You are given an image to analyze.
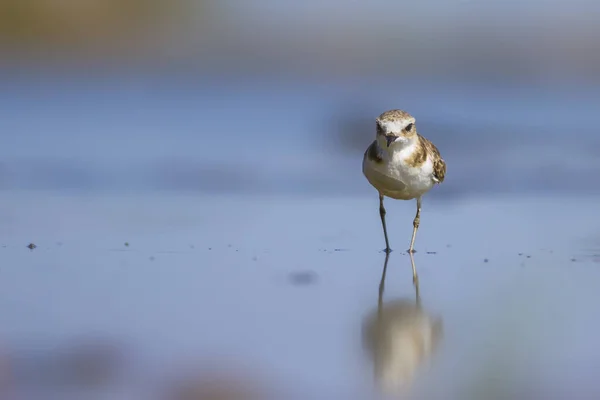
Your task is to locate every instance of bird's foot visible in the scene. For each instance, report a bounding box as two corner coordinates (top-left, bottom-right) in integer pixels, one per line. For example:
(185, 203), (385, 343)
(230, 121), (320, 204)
(407, 248), (417, 254)
(383, 247), (393, 254)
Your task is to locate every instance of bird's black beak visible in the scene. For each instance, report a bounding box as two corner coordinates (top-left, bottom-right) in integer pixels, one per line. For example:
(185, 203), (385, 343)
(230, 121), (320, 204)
(385, 135), (396, 147)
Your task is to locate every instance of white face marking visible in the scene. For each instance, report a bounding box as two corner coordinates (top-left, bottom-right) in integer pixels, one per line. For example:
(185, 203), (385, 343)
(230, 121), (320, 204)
(377, 119), (414, 135)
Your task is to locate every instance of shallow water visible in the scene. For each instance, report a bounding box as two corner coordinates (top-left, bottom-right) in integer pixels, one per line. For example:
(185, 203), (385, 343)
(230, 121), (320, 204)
(1, 70), (599, 398)
(1, 191), (599, 399)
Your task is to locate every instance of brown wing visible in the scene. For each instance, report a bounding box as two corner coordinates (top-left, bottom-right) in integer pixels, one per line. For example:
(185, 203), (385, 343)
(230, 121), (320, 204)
(433, 156), (446, 183)
(418, 134), (446, 184)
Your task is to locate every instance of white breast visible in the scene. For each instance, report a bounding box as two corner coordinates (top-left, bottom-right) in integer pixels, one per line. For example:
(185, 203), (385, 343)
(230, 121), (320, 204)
(363, 143), (435, 200)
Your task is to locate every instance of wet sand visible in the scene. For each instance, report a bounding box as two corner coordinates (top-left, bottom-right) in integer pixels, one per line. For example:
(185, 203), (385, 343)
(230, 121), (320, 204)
(1, 191), (599, 399)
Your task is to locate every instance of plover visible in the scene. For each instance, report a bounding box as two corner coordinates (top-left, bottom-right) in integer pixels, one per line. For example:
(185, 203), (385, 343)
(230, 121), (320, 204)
(362, 110), (446, 255)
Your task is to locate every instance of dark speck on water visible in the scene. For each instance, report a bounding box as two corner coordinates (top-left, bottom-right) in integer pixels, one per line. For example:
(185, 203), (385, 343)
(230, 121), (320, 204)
(27, 243), (36, 250)
(124, 242), (129, 247)
(426, 251), (437, 255)
(484, 258), (489, 263)
(289, 271), (317, 286)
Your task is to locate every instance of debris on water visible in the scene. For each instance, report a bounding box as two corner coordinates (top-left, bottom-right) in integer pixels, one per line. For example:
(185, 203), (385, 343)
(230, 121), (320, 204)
(252, 256), (258, 262)
(208, 247), (212, 250)
(518, 253), (523, 256)
(149, 256), (155, 261)
(124, 242), (129, 247)
(289, 270), (317, 286)
(426, 251), (437, 255)
(483, 258), (489, 263)
(319, 248), (345, 253)
(27, 243), (37, 250)
(571, 258), (577, 262)
(526, 255), (531, 259)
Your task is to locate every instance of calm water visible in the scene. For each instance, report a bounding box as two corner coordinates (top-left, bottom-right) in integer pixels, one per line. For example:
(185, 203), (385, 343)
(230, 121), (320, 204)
(0, 74), (599, 399)
(1, 192), (599, 399)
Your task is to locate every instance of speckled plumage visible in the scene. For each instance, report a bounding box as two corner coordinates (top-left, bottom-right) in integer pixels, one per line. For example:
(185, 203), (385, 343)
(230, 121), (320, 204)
(364, 134), (445, 183)
(377, 109), (414, 123)
(408, 134), (446, 183)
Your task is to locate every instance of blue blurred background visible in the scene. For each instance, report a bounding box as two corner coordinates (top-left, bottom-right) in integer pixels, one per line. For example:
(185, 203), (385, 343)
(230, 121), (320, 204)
(1, 1), (600, 399)
(1, 0), (599, 198)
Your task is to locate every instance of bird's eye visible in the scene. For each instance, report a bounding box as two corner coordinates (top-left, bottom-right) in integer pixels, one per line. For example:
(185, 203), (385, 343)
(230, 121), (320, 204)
(405, 123), (414, 131)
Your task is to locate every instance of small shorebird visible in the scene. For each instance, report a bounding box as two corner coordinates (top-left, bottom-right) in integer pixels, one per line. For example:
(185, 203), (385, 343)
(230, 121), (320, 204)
(362, 109), (446, 255)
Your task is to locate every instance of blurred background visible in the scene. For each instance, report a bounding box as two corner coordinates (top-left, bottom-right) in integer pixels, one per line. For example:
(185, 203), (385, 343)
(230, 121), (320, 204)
(1, 0), (599, 197)
(1, 1), (600, 399)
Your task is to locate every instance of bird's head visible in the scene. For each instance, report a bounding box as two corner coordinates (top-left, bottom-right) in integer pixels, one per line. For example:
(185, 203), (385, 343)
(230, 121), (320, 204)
(375, 110), (417, 148)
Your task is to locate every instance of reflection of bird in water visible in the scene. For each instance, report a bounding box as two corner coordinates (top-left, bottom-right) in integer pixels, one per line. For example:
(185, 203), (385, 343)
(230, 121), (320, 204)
(362, 253), (443, 395)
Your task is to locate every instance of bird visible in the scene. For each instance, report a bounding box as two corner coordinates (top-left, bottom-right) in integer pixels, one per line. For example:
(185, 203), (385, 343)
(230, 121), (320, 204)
(362, 109), (446, 255)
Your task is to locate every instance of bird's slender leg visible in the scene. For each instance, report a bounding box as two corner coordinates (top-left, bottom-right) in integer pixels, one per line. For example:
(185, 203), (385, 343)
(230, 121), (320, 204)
(409, 250), (420, 288)
(408, 196), (422, 254)
(378, 194), (391, 253)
